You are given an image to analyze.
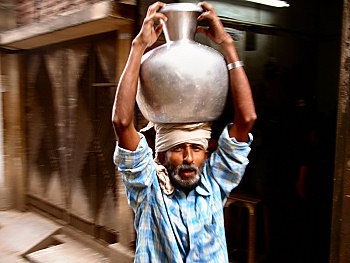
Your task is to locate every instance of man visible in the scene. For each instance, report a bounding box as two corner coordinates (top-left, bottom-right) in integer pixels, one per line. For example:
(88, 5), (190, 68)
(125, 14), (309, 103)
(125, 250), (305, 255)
(112, 1), (256, 262)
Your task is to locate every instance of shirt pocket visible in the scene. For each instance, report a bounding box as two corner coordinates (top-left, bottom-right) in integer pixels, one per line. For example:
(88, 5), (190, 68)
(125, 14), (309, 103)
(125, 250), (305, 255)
(196, 199), (222, 260)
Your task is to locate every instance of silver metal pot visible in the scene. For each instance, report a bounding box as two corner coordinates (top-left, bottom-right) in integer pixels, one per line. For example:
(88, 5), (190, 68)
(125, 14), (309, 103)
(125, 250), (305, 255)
(137, 3), (229, 123)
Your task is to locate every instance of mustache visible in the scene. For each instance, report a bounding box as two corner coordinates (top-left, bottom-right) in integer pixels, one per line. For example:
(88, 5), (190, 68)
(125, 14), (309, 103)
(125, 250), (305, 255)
(176, 163), (199, 173)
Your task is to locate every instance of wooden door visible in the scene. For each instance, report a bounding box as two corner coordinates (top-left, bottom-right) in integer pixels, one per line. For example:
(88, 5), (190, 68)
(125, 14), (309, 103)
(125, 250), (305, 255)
(25, 32), (118, 243)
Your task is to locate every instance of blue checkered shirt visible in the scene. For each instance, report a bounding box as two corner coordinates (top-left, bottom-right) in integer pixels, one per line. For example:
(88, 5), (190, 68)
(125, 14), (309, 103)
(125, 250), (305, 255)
(114, 124), (252, 263)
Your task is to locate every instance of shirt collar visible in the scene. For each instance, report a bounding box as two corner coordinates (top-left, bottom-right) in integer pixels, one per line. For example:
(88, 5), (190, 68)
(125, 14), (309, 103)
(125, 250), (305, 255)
(166, 164), (212, 197)
(169, 175), (212, 198)
(195, 173), (212, 197)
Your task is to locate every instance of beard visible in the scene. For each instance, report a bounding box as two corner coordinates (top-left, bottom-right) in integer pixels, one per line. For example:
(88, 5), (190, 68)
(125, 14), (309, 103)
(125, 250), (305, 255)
(165, 161), (204, 193)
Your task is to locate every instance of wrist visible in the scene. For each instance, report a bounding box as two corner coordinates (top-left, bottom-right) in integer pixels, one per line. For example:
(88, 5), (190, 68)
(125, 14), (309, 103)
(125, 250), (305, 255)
(219, 35), (235, 51)
(220, 37), (239, 63)
(219, 33), (234, 46)
(132, 37), (148, 53)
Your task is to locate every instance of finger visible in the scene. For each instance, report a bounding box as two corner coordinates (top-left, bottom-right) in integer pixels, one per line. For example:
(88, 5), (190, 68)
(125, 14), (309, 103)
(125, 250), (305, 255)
(147, 2), (165, 16)
(197, 11), (213, 21)
(143, 12), (167, 30)
(198, 2), (215, 12)
(148, 2), (163, 13)
(150, 12), (168, 23)
(155, 23), (164, 37)
(196, 27), (209, 36)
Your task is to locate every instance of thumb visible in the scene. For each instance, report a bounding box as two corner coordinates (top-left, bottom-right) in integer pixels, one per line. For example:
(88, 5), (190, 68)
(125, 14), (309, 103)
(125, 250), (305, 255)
(196, 27), (208, 36)
(155, 23), (164, 37)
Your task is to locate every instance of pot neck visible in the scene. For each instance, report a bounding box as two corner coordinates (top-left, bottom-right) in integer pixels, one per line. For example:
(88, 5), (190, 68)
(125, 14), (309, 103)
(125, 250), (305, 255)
(160, 5), (202, 42)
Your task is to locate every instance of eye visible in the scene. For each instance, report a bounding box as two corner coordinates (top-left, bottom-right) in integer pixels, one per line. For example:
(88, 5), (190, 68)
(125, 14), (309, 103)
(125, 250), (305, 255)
(171, 146), (183, 152)
(191, 144), (204, 151)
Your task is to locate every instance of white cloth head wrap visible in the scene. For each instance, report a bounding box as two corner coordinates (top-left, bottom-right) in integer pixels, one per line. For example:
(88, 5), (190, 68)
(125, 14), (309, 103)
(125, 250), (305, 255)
(154, 122), (212, 153)
(140, 122), (211, 195)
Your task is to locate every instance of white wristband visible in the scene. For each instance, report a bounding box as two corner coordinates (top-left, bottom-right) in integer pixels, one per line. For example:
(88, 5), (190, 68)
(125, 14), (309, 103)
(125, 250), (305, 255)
(227, 61), (244, 70)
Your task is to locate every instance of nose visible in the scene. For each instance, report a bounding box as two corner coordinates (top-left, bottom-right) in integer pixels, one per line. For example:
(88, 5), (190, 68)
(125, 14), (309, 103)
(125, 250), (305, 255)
(183, 145), (193, 164)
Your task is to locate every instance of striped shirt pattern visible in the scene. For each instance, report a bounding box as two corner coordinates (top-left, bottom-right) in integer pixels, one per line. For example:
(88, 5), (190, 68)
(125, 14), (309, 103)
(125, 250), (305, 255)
(114, 125), (252, 263)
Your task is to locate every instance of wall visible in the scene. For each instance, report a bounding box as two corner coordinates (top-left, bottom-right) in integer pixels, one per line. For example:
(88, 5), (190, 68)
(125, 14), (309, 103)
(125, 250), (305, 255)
(0, 0), (16, 31)
(0, 56), (5, 209)
(0, 0), (17, 210)
(331, 0), (350, 261)
(1, 2), (137, 260)
(15, 0), (136, 27)
(180, 1), (341, 262)
(16, 0), (105, 26)
(0, 52), (26, 211)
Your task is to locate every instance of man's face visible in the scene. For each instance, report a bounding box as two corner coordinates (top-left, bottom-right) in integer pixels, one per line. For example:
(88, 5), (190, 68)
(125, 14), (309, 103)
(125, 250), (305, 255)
(164, 143), (208, 193)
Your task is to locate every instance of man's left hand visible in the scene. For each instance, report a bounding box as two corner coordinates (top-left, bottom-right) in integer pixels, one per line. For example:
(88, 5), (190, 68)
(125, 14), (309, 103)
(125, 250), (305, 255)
(196, 2), (231, 45)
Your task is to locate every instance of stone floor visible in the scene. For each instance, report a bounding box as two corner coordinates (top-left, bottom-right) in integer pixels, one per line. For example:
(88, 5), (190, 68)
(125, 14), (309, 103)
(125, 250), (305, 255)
(0, 210), (111, 263)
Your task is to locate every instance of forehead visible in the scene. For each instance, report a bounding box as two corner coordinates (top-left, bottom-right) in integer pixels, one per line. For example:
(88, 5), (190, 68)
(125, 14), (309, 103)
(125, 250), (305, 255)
(169, 142), (204, 149)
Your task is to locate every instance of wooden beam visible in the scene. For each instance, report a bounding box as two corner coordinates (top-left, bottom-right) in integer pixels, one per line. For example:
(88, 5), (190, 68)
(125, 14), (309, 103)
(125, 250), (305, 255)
(0, 1), (135, 50)
(1, 52), (26, 210)
(330, 0), (350, 262)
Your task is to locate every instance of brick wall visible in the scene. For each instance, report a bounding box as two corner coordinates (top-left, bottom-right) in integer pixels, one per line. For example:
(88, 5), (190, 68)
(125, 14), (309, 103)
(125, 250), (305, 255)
(0, 0), (16, 31)
(16, 0), (104, 27)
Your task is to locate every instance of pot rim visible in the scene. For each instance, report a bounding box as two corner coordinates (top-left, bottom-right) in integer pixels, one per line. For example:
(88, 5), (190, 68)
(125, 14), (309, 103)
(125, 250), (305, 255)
(160, 3), (203, 13)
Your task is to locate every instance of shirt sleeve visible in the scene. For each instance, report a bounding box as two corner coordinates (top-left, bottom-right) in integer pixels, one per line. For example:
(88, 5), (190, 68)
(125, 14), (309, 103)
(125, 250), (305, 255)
(206, 123), (253, 198)
(113, 133), (156, 210)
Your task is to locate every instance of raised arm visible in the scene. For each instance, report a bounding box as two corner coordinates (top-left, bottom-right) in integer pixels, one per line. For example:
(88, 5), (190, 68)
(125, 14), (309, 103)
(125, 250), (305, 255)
(112, 2), (167, 150)
(197, 2), (257, 142)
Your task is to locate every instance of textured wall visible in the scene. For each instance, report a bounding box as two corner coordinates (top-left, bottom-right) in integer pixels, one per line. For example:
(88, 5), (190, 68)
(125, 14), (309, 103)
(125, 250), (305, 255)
(331, 0), (350, 262)
(1, 52), (26, 211)
(0, 0), (16, 31)
(0, 54), (8, 210)
(16, 0), (105, 26)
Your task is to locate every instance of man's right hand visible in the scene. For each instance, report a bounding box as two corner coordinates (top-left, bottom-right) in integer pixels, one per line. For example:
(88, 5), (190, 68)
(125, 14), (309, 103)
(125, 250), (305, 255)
(112, 2), (168, 151)
(134, 2), (168, 51)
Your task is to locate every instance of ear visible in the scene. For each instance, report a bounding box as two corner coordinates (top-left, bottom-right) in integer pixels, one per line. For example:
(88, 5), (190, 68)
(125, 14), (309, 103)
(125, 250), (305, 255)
(157, 152), (166, 165)
(204, 150), (209, 160)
